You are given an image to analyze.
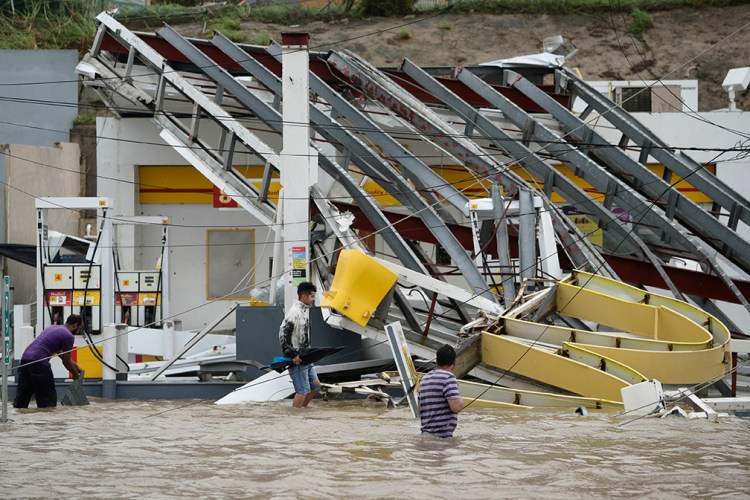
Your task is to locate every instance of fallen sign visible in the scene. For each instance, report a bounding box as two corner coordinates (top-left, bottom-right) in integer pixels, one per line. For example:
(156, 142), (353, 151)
(61, 372), (89, 406)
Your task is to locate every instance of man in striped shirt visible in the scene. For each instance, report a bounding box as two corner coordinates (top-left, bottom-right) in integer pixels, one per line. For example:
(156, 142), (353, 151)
(418, 344), (464, 438)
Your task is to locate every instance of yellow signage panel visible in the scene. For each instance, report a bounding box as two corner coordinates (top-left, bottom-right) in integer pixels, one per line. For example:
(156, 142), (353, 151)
(139, 166), (281, 205)
(72, 290), (100, 306)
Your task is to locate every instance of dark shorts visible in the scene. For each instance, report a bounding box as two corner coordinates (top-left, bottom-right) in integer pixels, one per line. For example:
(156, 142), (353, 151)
(13, 361), (58, 408)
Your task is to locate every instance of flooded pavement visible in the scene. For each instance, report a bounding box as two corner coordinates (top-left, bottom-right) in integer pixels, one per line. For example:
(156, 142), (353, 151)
(1, 398), (749, 498)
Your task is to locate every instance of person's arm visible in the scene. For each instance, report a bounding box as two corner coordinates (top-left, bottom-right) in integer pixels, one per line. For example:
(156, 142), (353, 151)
(59, 352), (83, 380)
(445, 375), (463, 413)
(279, 318), (300, 363)
(448, 397), (464, 413)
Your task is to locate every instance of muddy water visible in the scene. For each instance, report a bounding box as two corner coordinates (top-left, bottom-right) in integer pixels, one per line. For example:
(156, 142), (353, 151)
(1, 399), (749, 498)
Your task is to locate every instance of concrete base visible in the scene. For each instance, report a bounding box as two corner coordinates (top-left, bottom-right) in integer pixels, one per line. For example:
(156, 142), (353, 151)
(6, 379), (246, 402)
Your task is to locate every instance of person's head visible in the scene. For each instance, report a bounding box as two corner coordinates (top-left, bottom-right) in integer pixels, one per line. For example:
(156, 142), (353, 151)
(436, 344), (456, 369)
(297, 282), (317, 306)
(65, 314), (83, 334)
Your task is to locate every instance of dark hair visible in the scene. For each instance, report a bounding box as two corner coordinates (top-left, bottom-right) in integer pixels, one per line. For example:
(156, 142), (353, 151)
(436, 344), (456, 367)
(297, 281), (316, 297)
(65, 314), (83, 327)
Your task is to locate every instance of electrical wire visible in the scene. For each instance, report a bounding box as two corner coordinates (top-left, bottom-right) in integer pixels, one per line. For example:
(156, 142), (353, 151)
(7, 0), (750, 416)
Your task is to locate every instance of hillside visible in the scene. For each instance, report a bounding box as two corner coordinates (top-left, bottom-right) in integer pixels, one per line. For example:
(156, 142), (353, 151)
(166, 4), (750, 112)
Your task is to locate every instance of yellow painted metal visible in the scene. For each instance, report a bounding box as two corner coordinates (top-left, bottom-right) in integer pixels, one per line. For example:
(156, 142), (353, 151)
(572, 343), (727, 384)
(561, 342), (647, 385)
(557, 282), (712, 343)
(138, 165), (280, 204)
(459, 379), (622, 409)
(481, 332), (631, 401)
(477, 268), (730, 405)
(320, 250), (398, 327)
(73, 346), (103, 378)
(465, 399), (532, 410)
(555, 271), (731, 385)
(572, 271), (730, 345)
(504, 316), (707, 352)
(557, 283), (657, 337)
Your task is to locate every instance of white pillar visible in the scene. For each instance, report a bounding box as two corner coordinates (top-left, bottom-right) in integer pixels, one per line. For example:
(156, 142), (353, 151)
(162, 320), (175, 361)
(280, 32), (314, 311)
(115, 323), (128, 380)
(102, 323), (116, 398)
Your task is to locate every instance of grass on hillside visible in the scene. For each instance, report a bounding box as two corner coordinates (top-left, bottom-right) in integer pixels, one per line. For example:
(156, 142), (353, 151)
(0, 0), (744, 51)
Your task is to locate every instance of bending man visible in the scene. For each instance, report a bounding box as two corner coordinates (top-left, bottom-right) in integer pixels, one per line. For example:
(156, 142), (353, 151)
(14, 314), (84, 408)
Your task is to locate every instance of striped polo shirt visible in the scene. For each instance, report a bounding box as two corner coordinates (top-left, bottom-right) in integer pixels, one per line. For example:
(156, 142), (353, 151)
(418, 368), (460, 438)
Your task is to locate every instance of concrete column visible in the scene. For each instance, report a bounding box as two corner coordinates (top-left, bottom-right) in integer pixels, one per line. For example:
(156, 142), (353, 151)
(162, 320), (175, 361)
(102, 323), (117, 399)
(280, 32), (313, 311)
(115, 324), (128, 381)
(14, 326), (34, 362)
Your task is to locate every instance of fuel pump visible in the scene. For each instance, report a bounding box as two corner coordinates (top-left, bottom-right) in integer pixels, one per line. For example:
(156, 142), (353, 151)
(35, 197), (114, 378)
(113, 218), (169, 329)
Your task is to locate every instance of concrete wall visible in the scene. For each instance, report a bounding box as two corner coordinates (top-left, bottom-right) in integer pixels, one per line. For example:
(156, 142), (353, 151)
(4, 143), (83, 303)
(0, 50), (79, 147)
(97, 117), (276, 331)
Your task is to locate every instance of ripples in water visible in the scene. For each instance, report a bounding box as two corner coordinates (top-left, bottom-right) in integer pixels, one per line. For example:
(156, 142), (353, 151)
(2, 399), (749, 498)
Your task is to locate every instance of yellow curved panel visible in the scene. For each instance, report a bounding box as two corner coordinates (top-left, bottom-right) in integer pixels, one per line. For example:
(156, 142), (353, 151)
(561, 342), (646, 385)
(459, 379), (622, 409)
(572, 271), (731, 346)
(320, 250), (398, 327)
(557, 283), (657, 337)
(573, 343), (729, 385)
(504, 316), (707, 352)
(481, 332), (630, 402)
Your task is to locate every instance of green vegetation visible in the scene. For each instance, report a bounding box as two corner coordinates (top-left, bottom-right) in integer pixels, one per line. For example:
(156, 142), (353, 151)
(254, 32), (271, 46)
(629, 8), (653, 38)
(448, 0), (745, 15)
(73, 112), (96, 124)
(361, 0), (414, 16)
(0, 0), (97, 51)
(209, 13), (247, 43)
(394, 28), (411, 41)
(0, 0), (745, 51)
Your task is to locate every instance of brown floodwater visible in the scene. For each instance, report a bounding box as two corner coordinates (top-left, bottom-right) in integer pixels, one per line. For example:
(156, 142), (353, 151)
(1, 398), (749, 498)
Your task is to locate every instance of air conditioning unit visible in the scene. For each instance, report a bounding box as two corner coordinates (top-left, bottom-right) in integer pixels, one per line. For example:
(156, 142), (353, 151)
(614, 85), (683, 112)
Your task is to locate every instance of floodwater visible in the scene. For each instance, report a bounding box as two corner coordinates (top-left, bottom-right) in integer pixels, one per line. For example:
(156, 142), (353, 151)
(1, 398), (749, 499)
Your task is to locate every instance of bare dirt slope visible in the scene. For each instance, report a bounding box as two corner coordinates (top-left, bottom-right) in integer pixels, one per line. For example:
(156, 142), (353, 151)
(175, 5), (750, 111)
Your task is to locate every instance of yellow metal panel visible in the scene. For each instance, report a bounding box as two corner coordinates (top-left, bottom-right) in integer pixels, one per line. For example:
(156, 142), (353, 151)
(459, 379), (622, 409)
(505, 316), (706, 352)
(562, 342), (646, 384)
(139, 165), (278, 204)
(576, 343), (729, 385)
(139, 166), (213, 204)
(465, 399), (532, 410)
(361, 179), (401, 207)
(320, 250), (398, 327)
(656, 307), (710, 343)
(481, 332), (630, 401)
(573, 270), (730, 345)
(73, 345), (103, 378)
(516, 164), (715, 203)
(556, 283), (656, 337)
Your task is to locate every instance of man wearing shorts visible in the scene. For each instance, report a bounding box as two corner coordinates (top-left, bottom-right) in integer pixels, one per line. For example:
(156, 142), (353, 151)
(279, 282), (320, 408)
